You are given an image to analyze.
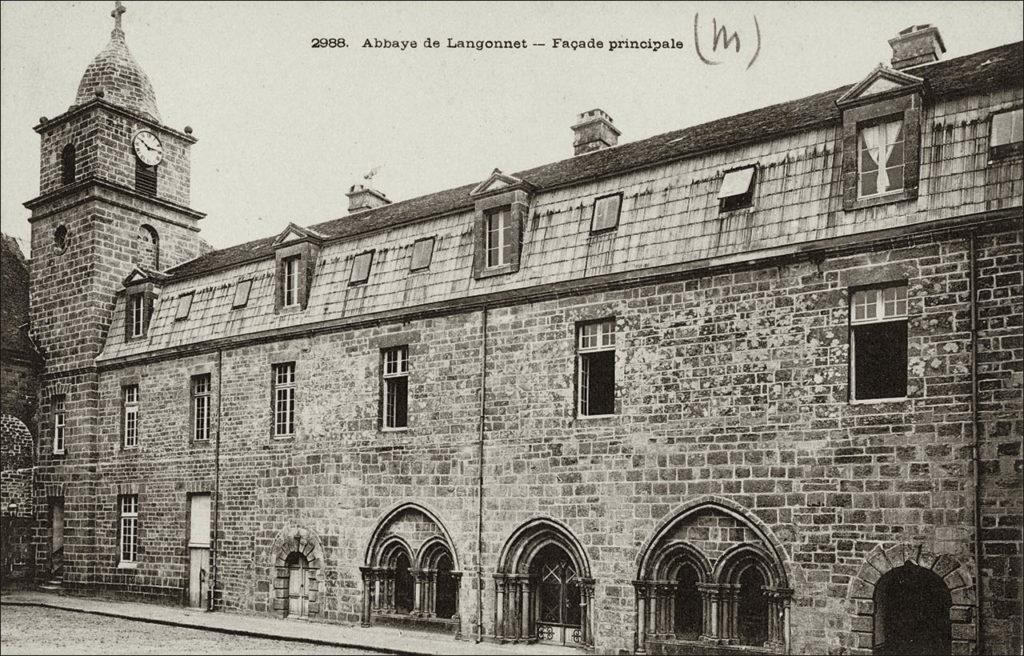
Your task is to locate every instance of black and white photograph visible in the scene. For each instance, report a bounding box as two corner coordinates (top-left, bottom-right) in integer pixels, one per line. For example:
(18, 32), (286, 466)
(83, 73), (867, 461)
(0, 1), (1022, 654)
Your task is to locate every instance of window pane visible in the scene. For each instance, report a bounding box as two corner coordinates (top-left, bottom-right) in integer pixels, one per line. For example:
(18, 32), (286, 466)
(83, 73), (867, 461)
(885, 165), (904, 192)
(991, 109), (1023, 146)
(385, 377), (409, 428)
(580, 350), (615, 415)
(351, 252), (373, 284)
(853, 322), (908, 399)
(860, 171), (878, 197)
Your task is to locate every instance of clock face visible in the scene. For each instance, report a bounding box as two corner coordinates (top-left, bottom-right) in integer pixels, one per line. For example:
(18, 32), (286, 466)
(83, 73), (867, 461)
(132, 130), (164, 166)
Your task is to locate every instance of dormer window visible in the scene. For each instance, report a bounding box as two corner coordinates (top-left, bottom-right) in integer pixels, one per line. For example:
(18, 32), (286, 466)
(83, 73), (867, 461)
(591, 193), (622, 232)
(282, 256), (301, 307)
(858, 119), (904, 197)
(718, 166), (757, 212)
(470, 169), (530, 279)
(486, 207), (514, 268)
(128, 293), (146, 338)
(350, 251), (374, 285)
(990, 108), (1023, 159)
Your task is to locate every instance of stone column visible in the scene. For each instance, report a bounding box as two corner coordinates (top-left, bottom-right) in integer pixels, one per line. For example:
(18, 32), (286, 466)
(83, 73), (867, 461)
(581, 577), (596, 650)
(722, 584), (741, 643)
(633, 581), (648, 654)
(494, 574), (507, 642)
(697, 582), (723, 643)
(520, 577), (532, 641)
(451, 572), (463, 640)
(359, 566), (373, 626)
(412, 569), (423, 616)
(763, 586), (793, 650)
(384, 570), (395, 613)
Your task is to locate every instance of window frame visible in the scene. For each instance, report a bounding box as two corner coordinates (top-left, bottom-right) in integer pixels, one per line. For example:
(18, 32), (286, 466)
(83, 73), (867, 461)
(174, 292), (194, 321)
(272, 362), (296, 438)
(718, 165), (758, 213)
(350, 250), (375, 286)
(849, 283), (909, 403)
(282, 256), (301, 307)
(485, 206), (514, 269)
(576, 318), (617, 418)
(989, 107), (1024, 160)
(856, 117), (906, 199)
(191, 374), (212, 442)
(590, 192), (623, 233)
(122, 384), (140, 449)
(381, 346), (409, 430)
(52, 395), (66, 455)
(119, 494), (139, 565)
(128, 293), (145, 339)
(232, 278), (253, 309)
(410, 237), (436, 272)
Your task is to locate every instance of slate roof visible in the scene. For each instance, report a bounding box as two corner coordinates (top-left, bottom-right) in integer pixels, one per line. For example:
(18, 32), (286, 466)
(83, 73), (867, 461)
(167, 41), (1023, 282)
(75, 27), (161, 122)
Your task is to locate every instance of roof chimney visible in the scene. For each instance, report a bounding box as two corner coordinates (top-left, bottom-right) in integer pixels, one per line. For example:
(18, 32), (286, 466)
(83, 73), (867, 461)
(572, 109), (621, 156)
(346, 184), (391, 213)
(888, 25), (946, 70)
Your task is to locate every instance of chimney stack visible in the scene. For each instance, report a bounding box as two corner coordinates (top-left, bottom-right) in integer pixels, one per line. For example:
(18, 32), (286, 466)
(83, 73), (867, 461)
(572, 109), (621, 156)
(346, 184), (391, 213)
(888, 25), (945, 70)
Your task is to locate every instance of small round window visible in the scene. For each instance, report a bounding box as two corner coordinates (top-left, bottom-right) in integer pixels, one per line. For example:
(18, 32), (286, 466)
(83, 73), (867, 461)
(54, 225), (68, 254)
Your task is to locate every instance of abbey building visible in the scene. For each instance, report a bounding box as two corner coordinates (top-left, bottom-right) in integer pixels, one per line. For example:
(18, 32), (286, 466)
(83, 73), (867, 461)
(3, 5), (1022, 655)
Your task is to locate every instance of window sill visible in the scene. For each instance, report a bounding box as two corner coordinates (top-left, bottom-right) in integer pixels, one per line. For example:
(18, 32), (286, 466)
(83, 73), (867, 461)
(381, 427), (409, 433)
(121, 446), (140, 452)
(272, 434), (296, 440)
(576, 413), (617, 421)
(277, 304), (304, 316)
(117, 561), (139, 570)
(474, 263), (518, 280)
(52, 450), (65, 457)
(850, 396), (908, 405)
(846, 187), (916, 211)
(989, 142), (1023, 161)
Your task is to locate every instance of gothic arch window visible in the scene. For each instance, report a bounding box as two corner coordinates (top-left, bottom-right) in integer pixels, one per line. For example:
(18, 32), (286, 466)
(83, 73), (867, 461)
(360, 503), (462, 633)
(61, 144), (76, 185)
(137, 224), (159, 270)
(494, 518), (595, 648)
(635, 500), (792, 654)
(873, 563), (951, 655)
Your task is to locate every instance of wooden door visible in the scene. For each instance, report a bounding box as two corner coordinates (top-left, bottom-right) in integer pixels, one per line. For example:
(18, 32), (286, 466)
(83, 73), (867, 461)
(287, 554), (309, 618)
(188, 547), (209, 607)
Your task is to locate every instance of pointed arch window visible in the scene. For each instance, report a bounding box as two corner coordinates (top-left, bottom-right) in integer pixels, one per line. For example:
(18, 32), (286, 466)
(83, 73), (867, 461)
(61, 144), (77, 185)
(137, 225), (159, 270)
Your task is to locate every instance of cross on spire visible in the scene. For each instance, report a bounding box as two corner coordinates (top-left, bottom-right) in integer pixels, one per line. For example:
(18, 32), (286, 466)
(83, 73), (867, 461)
(111, 1), (126, 32)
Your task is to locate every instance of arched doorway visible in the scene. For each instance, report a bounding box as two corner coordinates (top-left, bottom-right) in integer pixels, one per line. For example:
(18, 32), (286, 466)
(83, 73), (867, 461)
(874, 563), (951, 655)
(286, 552), (309, 619)
(494, 518), (595, 648)
(532, 543), (582, 645)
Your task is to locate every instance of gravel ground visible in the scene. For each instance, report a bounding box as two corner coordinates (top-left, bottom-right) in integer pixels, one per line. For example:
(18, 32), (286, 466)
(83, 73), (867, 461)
(0, 605), (384, 655)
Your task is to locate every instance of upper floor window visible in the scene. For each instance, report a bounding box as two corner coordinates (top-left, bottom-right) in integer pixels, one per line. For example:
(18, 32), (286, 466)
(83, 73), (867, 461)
(410, 237), (435, 272)
(350, 251), (374, 285)
(128, 294), (146, 339)
(119, 495), (139, 563)
(850, 284), (908, 401)
(718, 166), (757, 212)
(272, 362), (296, 437)
(137, 225), (159, 270)
(382, 346), (409, 429)
(282, 256), (301, 307)
(486, 207), (514, 268)
(61, 144), (76, 185)
(990, 108), (1023, 159)
(53, 225), (68, 254)
(52, 395), (66, 454)
(191, 374), (211, 442)
(591, 193), (622, 232)
(858, 119), (905, 198)
(123, 385), (140, 448)
(577, 319), (616, 416)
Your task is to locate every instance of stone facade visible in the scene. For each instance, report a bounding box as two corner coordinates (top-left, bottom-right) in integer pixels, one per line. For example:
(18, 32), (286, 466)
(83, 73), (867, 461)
(18, 9), (1023, 656)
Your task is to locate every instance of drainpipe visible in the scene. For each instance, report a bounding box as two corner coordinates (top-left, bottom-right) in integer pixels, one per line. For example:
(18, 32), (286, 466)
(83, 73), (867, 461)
(209, 347), (223, 611)
(969, 231), (984, 653)
(475, 307), (488, 642)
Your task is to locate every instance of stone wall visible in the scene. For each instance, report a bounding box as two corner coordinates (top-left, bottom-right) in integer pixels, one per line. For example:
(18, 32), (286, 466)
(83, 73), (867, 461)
(53, 221), (1023, 654)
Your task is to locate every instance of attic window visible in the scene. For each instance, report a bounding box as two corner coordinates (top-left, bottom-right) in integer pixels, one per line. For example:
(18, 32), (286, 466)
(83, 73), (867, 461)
(410, 237), (435, 272)
(174, 292), (194, 321)
(350, 251), (374, 285)
(232, 278), (253, 308)
(858, 119), (905, 197)
(718, 166), (757, 212)
(591, 193), (622, 232)
(990, 108), (1023, 159)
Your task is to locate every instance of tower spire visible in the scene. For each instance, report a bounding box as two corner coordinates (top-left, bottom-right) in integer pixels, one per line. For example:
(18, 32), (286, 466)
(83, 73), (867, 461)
(111, 1), (126, 36)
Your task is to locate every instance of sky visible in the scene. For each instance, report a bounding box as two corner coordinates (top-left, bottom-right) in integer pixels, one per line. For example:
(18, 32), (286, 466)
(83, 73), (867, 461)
(1, 1), (1022, 257)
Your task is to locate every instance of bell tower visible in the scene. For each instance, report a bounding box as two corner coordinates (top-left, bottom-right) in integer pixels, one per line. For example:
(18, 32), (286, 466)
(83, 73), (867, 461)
(26, 0), (206, 373)
(24, 2), (207, 588)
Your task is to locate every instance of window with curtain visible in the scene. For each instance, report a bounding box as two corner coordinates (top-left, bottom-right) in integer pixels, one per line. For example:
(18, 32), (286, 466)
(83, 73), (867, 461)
(858, 119), (904, 197)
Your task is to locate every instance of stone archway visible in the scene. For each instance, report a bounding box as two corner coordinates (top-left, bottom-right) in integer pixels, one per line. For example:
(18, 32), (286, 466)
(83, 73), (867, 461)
(270, 526), (325, 619)
(848, 543), (974, 655)
(494, 517), (595, 649)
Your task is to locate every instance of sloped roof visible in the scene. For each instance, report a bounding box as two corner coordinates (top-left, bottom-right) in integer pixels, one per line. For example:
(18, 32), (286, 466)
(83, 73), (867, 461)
(75, 27), (161, 122)
(167, 40), (1023, 282)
